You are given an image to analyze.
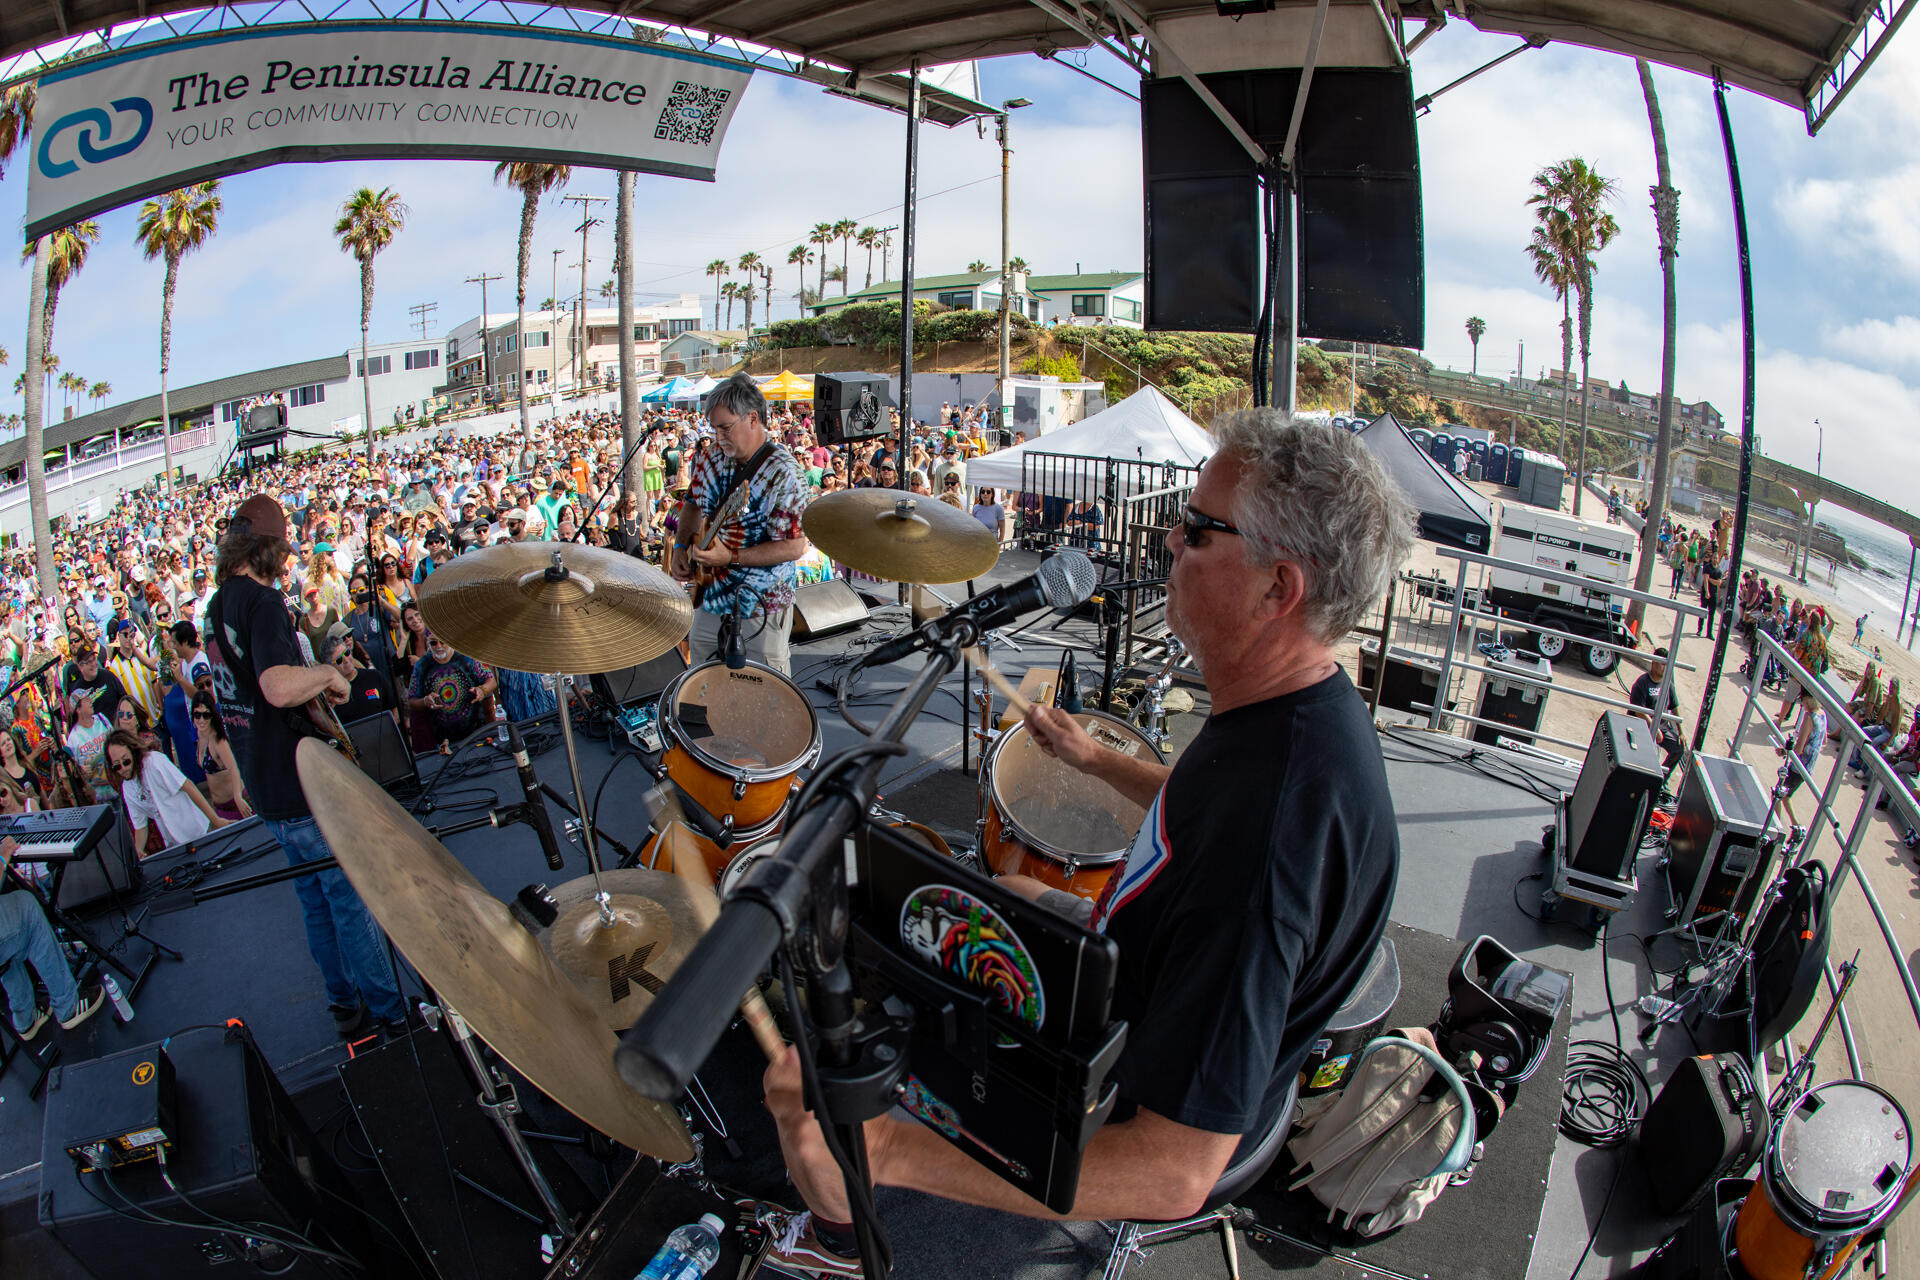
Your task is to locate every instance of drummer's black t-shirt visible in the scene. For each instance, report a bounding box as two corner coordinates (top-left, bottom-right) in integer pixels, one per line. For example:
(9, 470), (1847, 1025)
(1096, 667), (1399, 1161)
(205, 575), (312, 821)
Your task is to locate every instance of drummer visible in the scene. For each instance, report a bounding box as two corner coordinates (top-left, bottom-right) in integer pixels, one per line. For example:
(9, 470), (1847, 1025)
(763, 411), (1415, 1263)
(668, 373), (810, 676)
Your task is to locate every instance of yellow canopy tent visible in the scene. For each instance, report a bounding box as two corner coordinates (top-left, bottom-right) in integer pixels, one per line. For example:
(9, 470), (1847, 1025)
(758, 370), (814, 402)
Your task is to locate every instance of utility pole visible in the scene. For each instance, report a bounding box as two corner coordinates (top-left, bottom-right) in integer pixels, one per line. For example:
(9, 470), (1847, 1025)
(465, 272), (502, 401)
(1798, 418), (1822, 583)
(877, 224), (898, 283)
(550, 248), (565, 424)
(995, 99), (1031, 437)
(408, 301), (438, 342)
(563, 193), (606, 406)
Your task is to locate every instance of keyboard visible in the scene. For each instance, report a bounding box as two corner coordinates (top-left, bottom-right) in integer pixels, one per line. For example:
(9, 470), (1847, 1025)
(0, 805), (115, 863)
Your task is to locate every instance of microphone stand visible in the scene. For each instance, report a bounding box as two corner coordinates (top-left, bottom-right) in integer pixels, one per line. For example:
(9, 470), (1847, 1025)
(569, 424), (650, 544)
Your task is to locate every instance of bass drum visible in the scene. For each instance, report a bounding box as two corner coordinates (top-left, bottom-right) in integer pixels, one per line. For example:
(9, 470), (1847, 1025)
(659, 661), (821, 843)
(1731, 1080), (1914, 1280)
(979, 710), (1162, 901)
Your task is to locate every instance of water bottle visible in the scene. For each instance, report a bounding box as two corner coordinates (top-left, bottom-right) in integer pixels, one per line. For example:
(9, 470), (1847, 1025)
(101, 971), (134, 1022)
(634, 1213), (724, 1280)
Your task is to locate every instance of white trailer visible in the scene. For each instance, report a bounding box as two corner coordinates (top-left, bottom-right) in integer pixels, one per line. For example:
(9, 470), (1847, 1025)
(1485, 504), (1638, 676)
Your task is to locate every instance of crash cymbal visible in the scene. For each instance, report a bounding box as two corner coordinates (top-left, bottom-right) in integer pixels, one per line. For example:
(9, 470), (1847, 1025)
(801, 488), (999, 584)
(296, 740), (693, 1162)
(538, 869), (704, 1031)
(415, 541), (692, 675)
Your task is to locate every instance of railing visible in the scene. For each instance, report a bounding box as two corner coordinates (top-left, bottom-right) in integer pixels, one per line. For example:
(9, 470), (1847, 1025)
(1407, 546), (1705, 756)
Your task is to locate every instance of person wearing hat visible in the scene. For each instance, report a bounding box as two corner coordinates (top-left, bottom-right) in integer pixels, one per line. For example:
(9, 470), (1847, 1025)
(204, 495), (409, 1040)
(106, 617), (165, 733)
(931, 442), (966, 500)
(413, 529), (453, 585)
(84, 578), (115, 636)
(188, 565), (216, 633)
(62, 641), (129, 722)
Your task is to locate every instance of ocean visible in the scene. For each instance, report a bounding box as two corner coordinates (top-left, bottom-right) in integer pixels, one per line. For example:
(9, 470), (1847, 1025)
(1792, 505), (1919, 634)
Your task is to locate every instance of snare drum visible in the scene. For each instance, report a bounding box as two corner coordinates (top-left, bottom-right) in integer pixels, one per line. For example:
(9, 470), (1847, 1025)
(979, 710), (1162, 901)
(718, 838), (781, 901)
(1731, 1081), (1913, 1280)
(659, 661), (822, 842)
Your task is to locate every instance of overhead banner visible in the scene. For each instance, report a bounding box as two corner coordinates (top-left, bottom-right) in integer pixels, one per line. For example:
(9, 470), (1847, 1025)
(25, 23), (752, 239)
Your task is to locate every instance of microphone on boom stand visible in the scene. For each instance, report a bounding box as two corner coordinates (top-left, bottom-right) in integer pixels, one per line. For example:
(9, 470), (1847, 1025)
(505, 720), (567, 872)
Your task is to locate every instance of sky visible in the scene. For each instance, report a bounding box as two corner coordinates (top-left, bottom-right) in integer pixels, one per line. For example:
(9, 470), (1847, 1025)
(3, 15), (1918, 523)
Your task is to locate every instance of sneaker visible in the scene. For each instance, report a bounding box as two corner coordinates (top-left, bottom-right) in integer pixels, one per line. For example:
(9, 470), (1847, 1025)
(330, 1001), (368, 1037)
(15, 1007), (50, 1041)
(58, 986), (105, 1032)
(758, 1209), (863, 1278)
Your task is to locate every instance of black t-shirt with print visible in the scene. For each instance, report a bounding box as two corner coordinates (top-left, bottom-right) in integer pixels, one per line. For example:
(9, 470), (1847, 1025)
(1099, 667), (1399, 1163)
(204, 575), (311, 821)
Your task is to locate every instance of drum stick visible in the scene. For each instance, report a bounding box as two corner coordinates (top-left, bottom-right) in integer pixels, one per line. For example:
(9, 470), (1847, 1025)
(660, 823), (787, 1063)
(965, 646), (1030, 718)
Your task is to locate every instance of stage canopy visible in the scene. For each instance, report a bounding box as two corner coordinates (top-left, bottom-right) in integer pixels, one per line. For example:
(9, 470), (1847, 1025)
(758, 370), (814, 401)
(967, 386), (1213, 498)
(640, 376), (696, 403)
(1355, 411), (1493, 552)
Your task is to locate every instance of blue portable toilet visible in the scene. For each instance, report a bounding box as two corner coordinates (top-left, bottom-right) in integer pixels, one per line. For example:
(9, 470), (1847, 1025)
(1488, 442), (1509, 483)
(1432, 434), (1456, 470)
(1506, 446), (1526, 487)
(1409, 428), (1434, 452)
(1470, 439), (1490, 461)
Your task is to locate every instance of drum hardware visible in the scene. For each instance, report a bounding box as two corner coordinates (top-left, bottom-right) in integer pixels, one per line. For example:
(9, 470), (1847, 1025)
(1133, 636), (1186, 750)
(1088, 576), (1170, 714)
(440, 1003), (577, 1242)
(295, 741), (695, 1163)
(1769, 956), (1856, 1115)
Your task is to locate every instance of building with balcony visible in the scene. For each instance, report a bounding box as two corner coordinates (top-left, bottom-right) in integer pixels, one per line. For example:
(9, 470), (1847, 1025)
(444, 294), (704, 408)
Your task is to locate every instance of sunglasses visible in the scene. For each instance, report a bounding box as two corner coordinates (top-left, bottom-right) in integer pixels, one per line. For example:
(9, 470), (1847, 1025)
(191, 711), (212, 721)
(111, 757), (135, 773)
(1181, 505), (1242, 547)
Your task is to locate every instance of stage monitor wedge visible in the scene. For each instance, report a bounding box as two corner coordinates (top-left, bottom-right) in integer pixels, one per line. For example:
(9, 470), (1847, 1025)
(1141, 68), (1424, 346)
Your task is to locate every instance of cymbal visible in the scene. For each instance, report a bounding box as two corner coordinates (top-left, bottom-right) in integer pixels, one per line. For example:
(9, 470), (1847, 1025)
(537, 869), (704, 1031)
(801, 488), (998, 584)
(415, 541), (692, 675)
(296, 740), (693, 1162)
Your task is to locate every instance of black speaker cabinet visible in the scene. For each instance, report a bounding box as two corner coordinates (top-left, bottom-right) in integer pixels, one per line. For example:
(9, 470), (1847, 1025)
(590, 646), (690, 709)
(791, 579), (872, 639)
(54, 809), (140, 912)
(343, 712), (418, 791)
(1357, 638), (1453, 717)
(1665, 754), (1774, 935)
(814, 372), (891, 445)
(1470, 651), (1553, 747)
(1564, 711), (1664, 882)
(39, 1026), (371, 1278)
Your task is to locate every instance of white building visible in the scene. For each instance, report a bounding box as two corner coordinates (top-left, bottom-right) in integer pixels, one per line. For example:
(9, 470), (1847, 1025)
(443, 294), (705, 408)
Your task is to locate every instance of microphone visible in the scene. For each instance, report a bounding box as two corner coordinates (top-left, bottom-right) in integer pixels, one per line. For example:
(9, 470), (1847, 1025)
(724, 600), (746, 671)
(505, 720), (567, 871)
(1059, 651), (1083, 712)
(861, 551), (1096, 668)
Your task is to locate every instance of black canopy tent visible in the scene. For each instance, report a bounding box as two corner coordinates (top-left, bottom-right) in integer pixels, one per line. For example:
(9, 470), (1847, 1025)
(1356, 411), (1493, 552)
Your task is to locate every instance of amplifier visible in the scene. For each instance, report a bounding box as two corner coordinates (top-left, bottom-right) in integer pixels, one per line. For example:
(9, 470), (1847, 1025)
(1565, 711), (1664, 882)
(791, 578), (871, 639)
(591, 647), (689, 710)
(39, 1025), (370, 1278)
(1470, 651), (1552, 746)
(1664, 754), (1776, 937)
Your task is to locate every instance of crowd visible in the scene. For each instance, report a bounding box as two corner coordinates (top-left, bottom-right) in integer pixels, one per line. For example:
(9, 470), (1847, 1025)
(0, 388), (1035, 841)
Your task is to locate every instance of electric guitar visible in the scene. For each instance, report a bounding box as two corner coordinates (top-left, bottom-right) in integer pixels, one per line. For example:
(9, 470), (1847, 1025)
(289, 694), (358, 763)
(671, 444), (773, 609)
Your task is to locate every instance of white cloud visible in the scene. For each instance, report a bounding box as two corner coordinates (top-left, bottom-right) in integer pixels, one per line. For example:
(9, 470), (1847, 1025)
(1825, 315), (1920, 369)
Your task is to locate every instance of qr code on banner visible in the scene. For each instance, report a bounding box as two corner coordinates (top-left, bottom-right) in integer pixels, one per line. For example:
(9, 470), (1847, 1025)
(655, 81), (732, 146)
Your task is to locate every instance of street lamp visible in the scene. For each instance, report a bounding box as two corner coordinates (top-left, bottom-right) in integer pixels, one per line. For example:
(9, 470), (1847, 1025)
(996, 97), (1032, 435)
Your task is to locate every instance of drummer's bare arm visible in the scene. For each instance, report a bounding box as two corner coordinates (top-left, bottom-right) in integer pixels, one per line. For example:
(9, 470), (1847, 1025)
(1024, 704), (1169, 810)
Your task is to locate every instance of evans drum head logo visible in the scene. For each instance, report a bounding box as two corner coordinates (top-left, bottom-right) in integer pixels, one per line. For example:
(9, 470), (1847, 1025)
(37, 97), (153, 177)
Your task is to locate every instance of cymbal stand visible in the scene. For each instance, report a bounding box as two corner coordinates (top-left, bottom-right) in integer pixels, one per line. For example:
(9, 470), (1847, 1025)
(426, 1002), (576, 1243)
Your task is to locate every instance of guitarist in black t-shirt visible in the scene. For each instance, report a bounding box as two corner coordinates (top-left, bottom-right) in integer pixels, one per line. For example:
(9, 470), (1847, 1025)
(761, 413), (1417, 1265)
(204, 496), (408, 1041)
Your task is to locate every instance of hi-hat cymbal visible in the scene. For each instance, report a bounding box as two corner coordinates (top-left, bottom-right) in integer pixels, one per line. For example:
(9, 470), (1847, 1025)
(801, 488), (999, 584)
(415, 541), (691, 675)
(296, 740), (693, 1162)
(537, 870), (704, 1031)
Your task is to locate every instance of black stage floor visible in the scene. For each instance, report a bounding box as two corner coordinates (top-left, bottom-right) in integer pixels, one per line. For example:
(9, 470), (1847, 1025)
(0, 550), (1700, 1278)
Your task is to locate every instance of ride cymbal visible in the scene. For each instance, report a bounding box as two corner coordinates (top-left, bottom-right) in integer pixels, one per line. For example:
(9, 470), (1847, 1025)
(537, 869), (705, 1031)
(296, 741), (693, 1162)
(801, 489), (999, 584)
(415, 541), (691, 675)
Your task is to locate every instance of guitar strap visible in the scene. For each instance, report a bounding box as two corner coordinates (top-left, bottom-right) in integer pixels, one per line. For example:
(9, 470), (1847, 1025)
(699, 442), (776, 548)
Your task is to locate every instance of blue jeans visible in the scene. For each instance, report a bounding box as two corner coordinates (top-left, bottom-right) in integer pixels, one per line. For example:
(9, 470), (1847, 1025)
(0, 891), (81, 1031)
(264, 817), (407, 1023)
(1850, 725), (1894, 771)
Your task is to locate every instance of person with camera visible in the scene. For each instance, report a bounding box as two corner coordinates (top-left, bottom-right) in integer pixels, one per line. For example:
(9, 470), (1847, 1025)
(761, 413), (1412, 1268)
(204, 496), (408, 1041)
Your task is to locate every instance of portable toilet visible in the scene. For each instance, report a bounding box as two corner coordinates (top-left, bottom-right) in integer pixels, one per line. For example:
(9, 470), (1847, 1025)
(1507, 446), (1526, 487)
(1409, 427), (1434, 452)
(1431, 433), (1455, 470)
(1470, 439), (1490, 463)
(1488, 442), (1510, 483)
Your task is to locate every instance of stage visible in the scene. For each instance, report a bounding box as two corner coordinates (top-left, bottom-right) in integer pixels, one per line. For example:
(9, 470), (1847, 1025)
(0, 549), (1703, 1279)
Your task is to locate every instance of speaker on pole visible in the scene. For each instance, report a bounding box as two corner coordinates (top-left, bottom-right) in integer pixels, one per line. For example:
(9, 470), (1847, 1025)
(815, 373), (892, 446)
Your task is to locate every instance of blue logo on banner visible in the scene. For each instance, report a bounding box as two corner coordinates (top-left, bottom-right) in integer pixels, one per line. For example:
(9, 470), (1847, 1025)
(37, 97), (153, 177)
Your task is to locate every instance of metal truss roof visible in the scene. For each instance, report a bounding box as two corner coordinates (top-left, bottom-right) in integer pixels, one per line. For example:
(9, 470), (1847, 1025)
(0, 1), (1908, 135)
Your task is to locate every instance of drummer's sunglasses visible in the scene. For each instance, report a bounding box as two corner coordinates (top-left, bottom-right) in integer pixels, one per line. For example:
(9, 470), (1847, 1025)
(1181, 505), (1241, 547)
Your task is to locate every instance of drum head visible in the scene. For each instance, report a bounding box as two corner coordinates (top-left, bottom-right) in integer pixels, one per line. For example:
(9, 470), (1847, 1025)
(719, 839), (781, 901)
(1771, 1081), (1913, 1230)
(987, 711), (1160, 864)
(664, 661), (821, 780)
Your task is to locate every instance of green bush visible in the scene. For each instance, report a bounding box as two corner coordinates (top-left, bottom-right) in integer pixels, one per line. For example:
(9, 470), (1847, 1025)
(1021, 352), (1083, 381)
(767, 318), (827, 348)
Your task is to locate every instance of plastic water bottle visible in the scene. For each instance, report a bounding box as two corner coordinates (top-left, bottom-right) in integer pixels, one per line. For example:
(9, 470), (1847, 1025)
(634, 1213), (724, 1280)
(101, 971), (134, 1022)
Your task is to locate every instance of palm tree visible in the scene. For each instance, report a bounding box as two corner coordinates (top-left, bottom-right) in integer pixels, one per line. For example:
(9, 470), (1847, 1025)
(1529, 158), (1618, 515)
(737, 284), (756, 336)
(808, 223), (834, 297)
(832, 219), (858, 296)
(789, 244), (815, 317)
(966, 260), (989, 273)
(90, 380), (110, 412)
(0, 80), (33, 182)
(35, 220), (101, 356)
(824, 267), (846, 297)
(135, 180), (221, 495)
(496, 162), (570, 442)
(719, 280), (739, 329)
(0, 84), (56, 594)
(58, 372), (81, 415)
(737, 252), (762, 331)
(1464, 316), (1486, 376)
(858, 227), (883, 288)
(1008, 256), (1029, 274)
(705, 259), (730, 329)
(599, 278), (616, 303)
(1526, 223), (1576, 461)
(1630, 59), (1683, 624)
(335, 186), (408, 500)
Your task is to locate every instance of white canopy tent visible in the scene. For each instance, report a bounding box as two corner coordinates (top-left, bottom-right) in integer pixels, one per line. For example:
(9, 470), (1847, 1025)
(966, 387), (1214, 499)
(673, 375), (719, 404)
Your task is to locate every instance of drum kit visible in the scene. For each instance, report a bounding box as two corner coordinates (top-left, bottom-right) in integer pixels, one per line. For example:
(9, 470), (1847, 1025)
(294, 489), (1155, 1244)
